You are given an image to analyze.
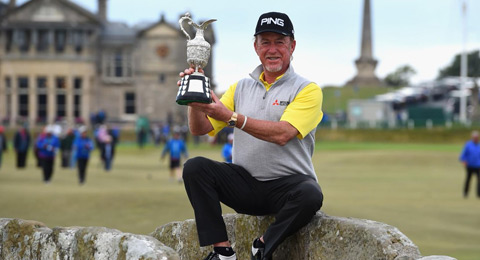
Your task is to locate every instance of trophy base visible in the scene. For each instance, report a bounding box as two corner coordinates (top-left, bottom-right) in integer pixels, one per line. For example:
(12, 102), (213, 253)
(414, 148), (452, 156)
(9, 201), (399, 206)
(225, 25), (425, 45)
(176, 74), (212, 105)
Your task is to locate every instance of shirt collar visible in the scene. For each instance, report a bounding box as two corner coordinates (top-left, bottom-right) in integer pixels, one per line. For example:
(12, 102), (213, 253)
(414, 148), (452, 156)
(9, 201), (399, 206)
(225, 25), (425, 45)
(259, 72), (284, 90)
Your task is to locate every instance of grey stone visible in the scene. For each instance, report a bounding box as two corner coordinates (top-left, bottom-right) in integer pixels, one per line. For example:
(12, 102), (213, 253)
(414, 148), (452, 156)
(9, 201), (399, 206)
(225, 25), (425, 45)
(0, 218), (180, 260)
(417, 256), (457, 260)
(151, 211), (422, 260)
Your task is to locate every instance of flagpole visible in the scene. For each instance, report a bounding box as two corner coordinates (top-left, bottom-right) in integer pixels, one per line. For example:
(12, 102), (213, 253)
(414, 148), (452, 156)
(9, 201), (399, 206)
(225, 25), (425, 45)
(460, 0), (468, 124)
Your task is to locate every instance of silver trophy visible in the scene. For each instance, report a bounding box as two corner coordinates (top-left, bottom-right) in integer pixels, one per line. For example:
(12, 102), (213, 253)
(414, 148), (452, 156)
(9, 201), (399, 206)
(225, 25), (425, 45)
(176, 13), (216, 105)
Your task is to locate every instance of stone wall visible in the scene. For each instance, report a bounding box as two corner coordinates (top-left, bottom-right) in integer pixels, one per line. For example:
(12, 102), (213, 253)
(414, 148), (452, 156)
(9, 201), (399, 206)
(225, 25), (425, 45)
(152, 212), (424, 260)
(0, 218), (179, 260)
(1, 212), (457, 260)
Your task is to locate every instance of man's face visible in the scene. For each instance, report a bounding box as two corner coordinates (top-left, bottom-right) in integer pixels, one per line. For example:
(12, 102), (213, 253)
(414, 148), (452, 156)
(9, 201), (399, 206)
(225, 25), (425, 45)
(254, 32), (296, 74)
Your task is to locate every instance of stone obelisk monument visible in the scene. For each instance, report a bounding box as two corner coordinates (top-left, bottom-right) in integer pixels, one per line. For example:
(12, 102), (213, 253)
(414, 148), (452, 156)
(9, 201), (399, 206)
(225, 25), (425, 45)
(346, 0), (381, 86)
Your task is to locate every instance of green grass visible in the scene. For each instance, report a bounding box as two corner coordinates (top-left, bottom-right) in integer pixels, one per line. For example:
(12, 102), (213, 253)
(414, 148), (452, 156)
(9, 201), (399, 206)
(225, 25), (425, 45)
(322, 85), (391, 113)
(0, 142), (479, 260)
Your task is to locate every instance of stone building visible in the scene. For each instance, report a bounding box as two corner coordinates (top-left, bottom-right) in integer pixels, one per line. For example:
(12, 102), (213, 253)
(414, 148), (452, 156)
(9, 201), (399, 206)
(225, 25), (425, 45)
(0, 0), (215, 127)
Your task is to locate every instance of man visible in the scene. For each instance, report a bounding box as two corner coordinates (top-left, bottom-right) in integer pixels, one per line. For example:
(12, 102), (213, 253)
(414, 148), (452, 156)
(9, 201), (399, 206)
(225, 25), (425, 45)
(36, 126), (60, 183)
(221, 133), (234, 163)
(459, 130), (480, 198)
(74, 127), (94, 185)
(13, 125), (31, 168)
(180, 12), (324, 260)
(0, 126), (7, 169)
(161, 129), (188, 183)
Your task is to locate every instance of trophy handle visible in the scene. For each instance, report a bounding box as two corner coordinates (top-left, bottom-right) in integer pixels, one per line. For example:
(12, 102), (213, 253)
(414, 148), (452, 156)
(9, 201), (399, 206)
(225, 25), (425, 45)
(179, 14), (193, 40)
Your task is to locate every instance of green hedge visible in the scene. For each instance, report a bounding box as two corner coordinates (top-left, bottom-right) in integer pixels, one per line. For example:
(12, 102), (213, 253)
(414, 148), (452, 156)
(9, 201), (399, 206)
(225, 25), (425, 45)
(316, 128), (472, 144)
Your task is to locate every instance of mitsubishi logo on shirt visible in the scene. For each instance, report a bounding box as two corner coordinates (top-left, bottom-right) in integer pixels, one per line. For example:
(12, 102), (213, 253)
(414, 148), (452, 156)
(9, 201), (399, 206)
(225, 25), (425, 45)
(272, 99), (289, 106)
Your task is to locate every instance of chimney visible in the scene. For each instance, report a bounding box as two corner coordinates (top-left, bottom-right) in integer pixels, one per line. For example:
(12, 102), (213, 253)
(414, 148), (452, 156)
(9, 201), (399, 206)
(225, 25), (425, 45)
(98, 0), (107, 22)
(8, 0), (16, 10)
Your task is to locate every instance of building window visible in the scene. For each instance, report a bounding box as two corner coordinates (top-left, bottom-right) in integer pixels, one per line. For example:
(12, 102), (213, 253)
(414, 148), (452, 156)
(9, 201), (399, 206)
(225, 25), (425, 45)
(37, 77), (47, 91)
(5, 77), (11, 120)
(55, 77), (66, 120)
(37, 77), (47, 122)
(6, 94), (11, 120)
(124, 92), (136, 114)
(18, 77), (29, 117)
(37, 29), (49, 52)
(5, 30), (13, 52)
(104, 49), (133, 80)
(56, 94), (66, 118)
(19, 94), (29, 117)
(37, 94), (47, 121)
(74, 77), (82, 118)
(5, 76), (11, 90)
(74, 95), (81, 118)
(56, 77), (66, 90)
(54, 29), (66, 53)
(18, 29), (31, 53)
(115, 51), (123, 77)
(72, 30), (83, 54)
(18, 77), (29, 93)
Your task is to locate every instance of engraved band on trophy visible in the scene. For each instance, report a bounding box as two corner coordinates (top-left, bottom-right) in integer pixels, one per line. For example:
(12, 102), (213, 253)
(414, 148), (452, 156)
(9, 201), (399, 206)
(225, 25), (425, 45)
(176, 13), (216, 105)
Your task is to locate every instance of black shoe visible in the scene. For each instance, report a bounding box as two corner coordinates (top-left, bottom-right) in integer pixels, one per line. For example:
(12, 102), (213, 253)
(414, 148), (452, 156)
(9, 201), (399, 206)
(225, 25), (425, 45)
(251, 238), (271, 260)
(203, 251), (237, 260)
(204, 252), (220, 260)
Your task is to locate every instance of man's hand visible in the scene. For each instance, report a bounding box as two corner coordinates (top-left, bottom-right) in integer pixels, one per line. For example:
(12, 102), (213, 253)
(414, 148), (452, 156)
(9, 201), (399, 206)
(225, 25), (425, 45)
(188, 91), (232, 122)
(177, 67), (204, 86)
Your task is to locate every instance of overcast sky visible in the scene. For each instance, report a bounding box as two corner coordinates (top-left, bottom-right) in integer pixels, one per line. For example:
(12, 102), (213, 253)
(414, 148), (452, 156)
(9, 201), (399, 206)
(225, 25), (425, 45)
(17, 0), (480, 91)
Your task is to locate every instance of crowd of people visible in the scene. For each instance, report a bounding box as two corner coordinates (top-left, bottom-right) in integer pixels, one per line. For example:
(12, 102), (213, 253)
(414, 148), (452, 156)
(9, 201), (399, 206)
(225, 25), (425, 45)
(0, 123), (119, 185)
(0, 120), (234, 186)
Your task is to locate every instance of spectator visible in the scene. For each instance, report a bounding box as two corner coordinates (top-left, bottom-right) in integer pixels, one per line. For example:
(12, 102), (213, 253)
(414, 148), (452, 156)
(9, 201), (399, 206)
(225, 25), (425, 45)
(151, 123), (161, 146)
(459, 130), (480, 198)
(74, 128), (94, 184)
(60, 128), (75, 168)
(36, 126), (60, 183)
(222, 134), (233, 163)
(101, 135), (115, 171)
(34, 127), (47, 168)
(0, 126), (7, 169)
(161, 130), (188, 183)
(14, 126), (31, 168)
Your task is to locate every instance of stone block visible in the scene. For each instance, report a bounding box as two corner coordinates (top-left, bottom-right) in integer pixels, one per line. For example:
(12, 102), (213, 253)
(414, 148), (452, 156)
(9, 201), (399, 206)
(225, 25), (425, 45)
(151, 212), (422, 260)
(0, 218), (179, 260)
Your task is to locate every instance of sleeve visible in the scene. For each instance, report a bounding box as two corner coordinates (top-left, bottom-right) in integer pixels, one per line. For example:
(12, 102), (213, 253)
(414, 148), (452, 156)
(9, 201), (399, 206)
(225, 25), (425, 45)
(207, 82), (238, 136)
(459, 143), (468, 162)
(280, 83), (323, 138)
(89, 140), (95, 151)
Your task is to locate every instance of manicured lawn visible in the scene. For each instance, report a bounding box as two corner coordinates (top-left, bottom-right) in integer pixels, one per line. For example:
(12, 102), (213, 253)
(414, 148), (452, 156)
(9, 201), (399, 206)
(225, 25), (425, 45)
(0, 142), (478, 259)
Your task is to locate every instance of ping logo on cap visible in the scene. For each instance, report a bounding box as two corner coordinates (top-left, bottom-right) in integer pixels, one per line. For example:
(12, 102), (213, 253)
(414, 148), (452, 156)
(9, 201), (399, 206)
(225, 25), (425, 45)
(260, 17), (284, 27)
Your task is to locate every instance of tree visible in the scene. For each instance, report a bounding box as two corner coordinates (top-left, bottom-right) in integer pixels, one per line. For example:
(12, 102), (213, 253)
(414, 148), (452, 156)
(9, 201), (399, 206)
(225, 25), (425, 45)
(438, 50), (480, 79)
(384, 65), (416, 87)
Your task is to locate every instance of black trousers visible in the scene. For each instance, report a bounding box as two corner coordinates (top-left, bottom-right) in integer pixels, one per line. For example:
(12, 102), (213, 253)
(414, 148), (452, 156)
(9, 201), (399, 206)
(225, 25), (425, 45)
(77, 158), (89, 184)
(16, 151), (28, 168)
(61, 149), (72, 168)
(183, 157), (323, 258)
(464, 167), (480, 197)
(42, 157), (54, 182)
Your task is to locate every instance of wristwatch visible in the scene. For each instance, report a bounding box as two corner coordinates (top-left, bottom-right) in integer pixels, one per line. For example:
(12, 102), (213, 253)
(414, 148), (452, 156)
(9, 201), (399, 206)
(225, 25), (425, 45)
(227, 112), (238, 128)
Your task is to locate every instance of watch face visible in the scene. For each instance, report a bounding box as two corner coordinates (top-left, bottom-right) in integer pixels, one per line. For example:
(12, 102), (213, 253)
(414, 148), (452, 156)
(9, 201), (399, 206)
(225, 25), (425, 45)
(228, 120), (235, 127)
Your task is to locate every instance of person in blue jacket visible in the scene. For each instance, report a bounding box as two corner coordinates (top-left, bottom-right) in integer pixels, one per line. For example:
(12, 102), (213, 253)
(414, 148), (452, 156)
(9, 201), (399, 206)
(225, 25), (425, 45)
(75, 128), (94, 185)
(14, 125), (31, 168)
(459, 130), (480, 198)
(0, 126), (7, 170)
(161, 130), (188, 182)
(36, 126), (60, 183)
(222, 134), (234, 163)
